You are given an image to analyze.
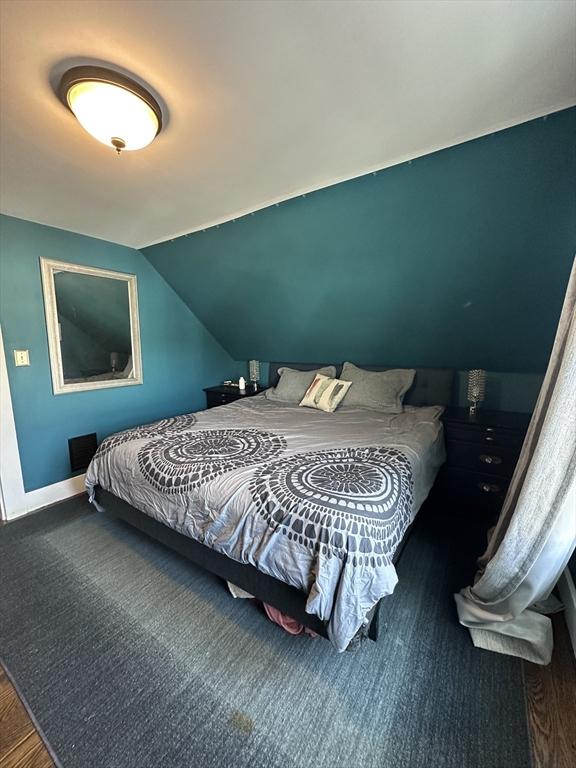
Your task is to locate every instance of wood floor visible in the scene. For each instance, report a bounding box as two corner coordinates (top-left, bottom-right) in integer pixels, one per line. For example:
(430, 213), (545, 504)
(0, 616), (575, 768)
(524, 613), (576, 768)
(0, 668), (53, 768)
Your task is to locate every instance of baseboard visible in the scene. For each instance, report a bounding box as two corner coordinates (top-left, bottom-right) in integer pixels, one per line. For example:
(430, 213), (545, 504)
(558, 568), (576, 659)
(6, 474), (87, 520)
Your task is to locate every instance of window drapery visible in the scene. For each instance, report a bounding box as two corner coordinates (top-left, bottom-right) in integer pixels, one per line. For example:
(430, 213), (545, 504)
(455, 258), (576, 664)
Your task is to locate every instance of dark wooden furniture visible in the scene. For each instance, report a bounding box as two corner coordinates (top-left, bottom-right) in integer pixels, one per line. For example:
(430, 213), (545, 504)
(204, 384), (263, 409)
(437, 407), (531, 517)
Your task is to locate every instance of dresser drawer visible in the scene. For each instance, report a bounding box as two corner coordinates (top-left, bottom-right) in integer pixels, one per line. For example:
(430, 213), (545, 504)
(444, 424), (524, 450)
(437, 467), (510, 510)
(445, 440), (521, 477)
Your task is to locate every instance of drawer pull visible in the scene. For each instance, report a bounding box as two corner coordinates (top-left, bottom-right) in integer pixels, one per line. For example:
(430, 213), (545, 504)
(485, 427), (494, 432)
(484, 436), (494, 442)
(479, 454), (502, 465)
(478, 482), (501, 494)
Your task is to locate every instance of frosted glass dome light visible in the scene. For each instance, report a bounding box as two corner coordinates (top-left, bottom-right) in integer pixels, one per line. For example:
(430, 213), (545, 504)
(59, 66), (162, 154)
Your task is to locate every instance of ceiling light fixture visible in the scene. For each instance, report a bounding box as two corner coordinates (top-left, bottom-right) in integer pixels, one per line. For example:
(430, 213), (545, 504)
(58, 66), (162, 154)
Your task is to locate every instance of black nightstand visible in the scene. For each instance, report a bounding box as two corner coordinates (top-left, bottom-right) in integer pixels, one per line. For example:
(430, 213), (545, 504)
(203, 384), (263, 409)
(436, 407), (531, 518)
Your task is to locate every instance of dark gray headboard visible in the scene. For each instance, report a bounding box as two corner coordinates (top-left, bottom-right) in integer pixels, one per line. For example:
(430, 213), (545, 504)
(268, 362), (454, 407)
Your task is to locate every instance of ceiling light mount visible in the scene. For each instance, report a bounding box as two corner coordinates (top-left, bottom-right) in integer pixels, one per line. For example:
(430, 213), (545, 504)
(111, 137), (127, 155)
(58, 65), (162, 154)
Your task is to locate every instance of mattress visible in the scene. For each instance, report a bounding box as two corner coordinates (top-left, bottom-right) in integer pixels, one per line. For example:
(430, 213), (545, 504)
(86, 395), (445, 650)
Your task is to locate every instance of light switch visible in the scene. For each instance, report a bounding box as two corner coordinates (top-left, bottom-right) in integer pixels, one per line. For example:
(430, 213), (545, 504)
(14, 350), (30, 366)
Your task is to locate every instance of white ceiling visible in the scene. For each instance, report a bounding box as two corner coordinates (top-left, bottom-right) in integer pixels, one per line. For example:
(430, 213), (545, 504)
(1, 0), (574, 249)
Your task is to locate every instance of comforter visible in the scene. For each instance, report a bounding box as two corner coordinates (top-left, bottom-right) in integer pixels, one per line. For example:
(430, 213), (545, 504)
(86, 395), (444, 650)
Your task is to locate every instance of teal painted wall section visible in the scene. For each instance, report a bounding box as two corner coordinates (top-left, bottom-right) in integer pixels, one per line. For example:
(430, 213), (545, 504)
(143, 108), (575, 375)
(0, 214), (240, 491)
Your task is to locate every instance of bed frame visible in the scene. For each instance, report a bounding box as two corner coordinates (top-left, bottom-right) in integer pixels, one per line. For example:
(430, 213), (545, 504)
(98, 363), (454, 644)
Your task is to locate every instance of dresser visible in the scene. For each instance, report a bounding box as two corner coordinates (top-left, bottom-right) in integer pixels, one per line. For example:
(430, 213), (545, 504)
(437, 407), (531, 518)
(204, 384), (263, 409)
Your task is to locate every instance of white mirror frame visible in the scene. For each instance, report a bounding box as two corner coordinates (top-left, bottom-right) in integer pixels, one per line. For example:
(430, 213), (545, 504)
(40, 257), (143, 395)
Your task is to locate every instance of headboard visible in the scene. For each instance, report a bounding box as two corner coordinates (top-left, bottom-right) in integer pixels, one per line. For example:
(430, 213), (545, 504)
(268, 362), (454, 407)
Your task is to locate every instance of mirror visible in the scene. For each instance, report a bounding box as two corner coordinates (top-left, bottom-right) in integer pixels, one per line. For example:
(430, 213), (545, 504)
(40, 258), (142, 394)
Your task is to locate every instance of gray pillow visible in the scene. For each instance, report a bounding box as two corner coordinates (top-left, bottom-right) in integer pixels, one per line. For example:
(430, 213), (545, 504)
(265, 366), (337, 403)
(340, 362), (415, 413)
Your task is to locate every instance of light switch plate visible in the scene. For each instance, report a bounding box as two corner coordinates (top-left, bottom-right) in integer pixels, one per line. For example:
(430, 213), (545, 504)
(14, 349), (30, 366)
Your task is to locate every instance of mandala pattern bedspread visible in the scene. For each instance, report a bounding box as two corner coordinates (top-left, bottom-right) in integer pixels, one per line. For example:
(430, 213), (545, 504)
(86, 396), (445, 651)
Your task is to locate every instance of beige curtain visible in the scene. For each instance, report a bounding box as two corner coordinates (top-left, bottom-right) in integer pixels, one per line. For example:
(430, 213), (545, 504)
(455, 257), (576, 664)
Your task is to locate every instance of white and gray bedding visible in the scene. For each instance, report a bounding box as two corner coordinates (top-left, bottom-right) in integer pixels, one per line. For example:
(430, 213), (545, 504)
(86, 395), (445, 651)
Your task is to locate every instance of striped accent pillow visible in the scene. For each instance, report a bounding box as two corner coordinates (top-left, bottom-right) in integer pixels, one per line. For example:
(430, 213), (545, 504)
(299, 374), (352, 413)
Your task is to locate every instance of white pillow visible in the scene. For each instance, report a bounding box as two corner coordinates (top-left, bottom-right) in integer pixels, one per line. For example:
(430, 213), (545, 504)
(299, 374), (352, 413)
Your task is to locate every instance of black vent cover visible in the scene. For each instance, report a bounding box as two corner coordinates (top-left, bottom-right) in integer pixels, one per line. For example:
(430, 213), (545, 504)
(68, 433), (98, 472)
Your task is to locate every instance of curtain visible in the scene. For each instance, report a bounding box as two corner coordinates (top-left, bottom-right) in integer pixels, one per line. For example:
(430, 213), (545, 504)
(454, 257), (576, 665)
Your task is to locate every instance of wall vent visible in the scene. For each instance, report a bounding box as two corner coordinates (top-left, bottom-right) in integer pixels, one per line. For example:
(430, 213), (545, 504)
(68, 433), (98, 472)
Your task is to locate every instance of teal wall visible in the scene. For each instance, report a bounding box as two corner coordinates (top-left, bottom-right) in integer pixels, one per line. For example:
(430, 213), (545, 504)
(2, 110), (574, 491)
(0, 214), (240, 491)
(143, 108), (575, 374)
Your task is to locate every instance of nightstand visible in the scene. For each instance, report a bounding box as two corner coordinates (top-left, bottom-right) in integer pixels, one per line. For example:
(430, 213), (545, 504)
(203, 384), (263, 409)
(436, 407), (531, 517)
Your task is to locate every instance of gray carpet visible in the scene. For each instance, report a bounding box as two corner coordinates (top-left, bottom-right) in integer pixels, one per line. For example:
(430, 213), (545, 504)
(0, 497), (532, 768)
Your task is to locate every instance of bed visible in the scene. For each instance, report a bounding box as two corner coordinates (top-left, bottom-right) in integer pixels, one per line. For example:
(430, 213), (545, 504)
(86, 363), (454, 651)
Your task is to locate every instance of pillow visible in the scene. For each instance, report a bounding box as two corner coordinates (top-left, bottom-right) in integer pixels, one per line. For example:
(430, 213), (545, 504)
(339, 362), (415, 413)
(299, 374), (352, 413)
(265, 366), (337, 403)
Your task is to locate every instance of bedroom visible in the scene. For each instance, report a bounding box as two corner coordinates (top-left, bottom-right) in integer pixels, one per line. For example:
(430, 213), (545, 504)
(0, 1), (574, 767)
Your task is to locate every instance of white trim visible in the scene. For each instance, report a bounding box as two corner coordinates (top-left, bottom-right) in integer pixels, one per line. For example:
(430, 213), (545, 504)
(140, 101), (576, 248)
(0, 324), (25, 520)
(6, 475), (87, 521)
(40, 257), (143, 395)
(0, 324), (87, 520)
(558, 568), (576, 660)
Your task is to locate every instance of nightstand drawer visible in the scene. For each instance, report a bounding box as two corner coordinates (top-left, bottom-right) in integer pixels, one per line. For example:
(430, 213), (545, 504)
(204, 385), (263, 409)
(437, 467), (510, 509)
(444, 424), (524, 450)
(206, 391), (236, 408)
(445, 440), (521, 477)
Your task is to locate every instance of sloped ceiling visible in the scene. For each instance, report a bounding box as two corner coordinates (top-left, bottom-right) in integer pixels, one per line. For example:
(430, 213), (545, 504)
(1, 0), (575, 248)
(142, 109), (576, 372)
